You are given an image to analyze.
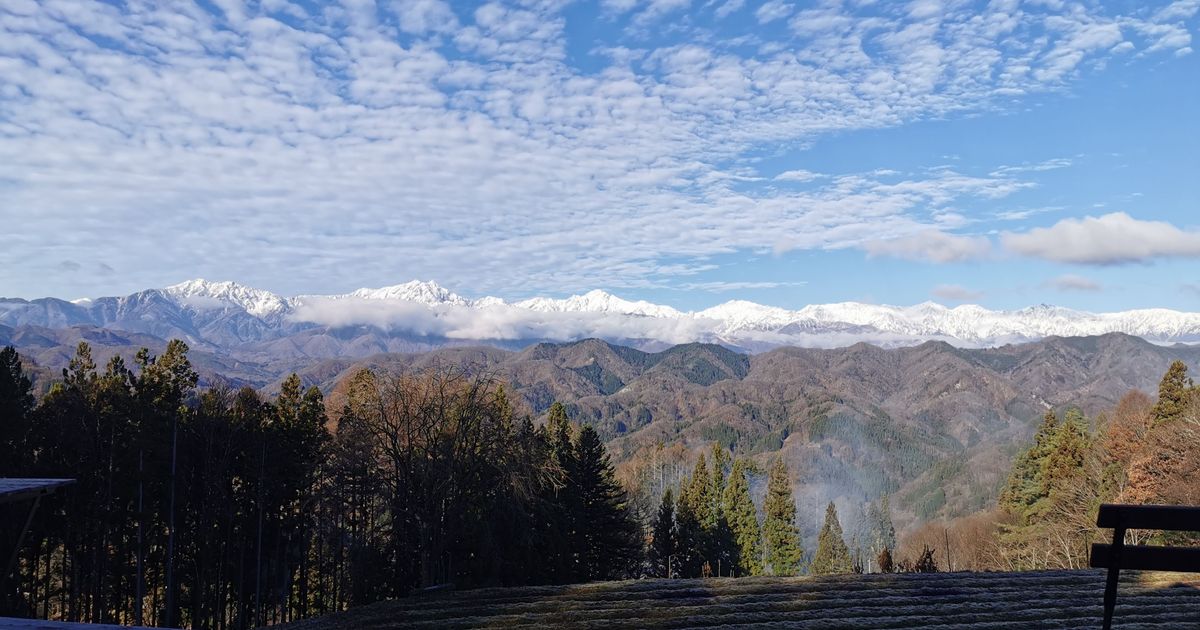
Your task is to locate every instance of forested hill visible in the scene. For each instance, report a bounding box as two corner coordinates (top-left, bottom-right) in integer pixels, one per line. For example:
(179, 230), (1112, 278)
(10, 331), (1200, 537)
(297, 333), (1200, 537)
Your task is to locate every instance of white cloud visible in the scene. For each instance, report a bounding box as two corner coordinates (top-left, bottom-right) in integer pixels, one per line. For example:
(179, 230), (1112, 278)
(714, 0), (745, 19)
(774, 169), (823, 182)
(1002, 213), (1200, 264)
(679, 280), (806, 291)
(1046, 274), (1102, 292)
(290, 297), (716, 345)
(392, 0), (458, 34)
(755, 0), (793, 24)
(931, 284), (984, 302)
(0, 1), (1195, 299)
(863, 230), (992, 263)
(994, 206), (1062, 221)
(989, 157), (1073, 176)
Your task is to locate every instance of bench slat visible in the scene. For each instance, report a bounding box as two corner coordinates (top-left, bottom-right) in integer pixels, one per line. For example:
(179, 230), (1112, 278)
(1096, 504), (1200, 531)
(1090, 543), (1200, 572)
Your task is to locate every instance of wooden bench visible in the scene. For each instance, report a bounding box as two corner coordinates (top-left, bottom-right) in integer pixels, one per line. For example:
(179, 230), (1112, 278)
(1089, 504), (1200, 630)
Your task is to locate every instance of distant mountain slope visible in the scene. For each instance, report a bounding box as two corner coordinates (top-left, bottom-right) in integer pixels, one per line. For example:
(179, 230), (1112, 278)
(297, 333), (1200, 539)
(3, 280), (1200, 364)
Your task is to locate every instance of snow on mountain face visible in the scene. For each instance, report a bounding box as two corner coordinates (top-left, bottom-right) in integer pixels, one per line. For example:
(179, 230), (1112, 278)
(696, 300), (798, 331)
(164, 279), (290, 318)
(8, 279), (1200, 351)
(516, 290), (684, 318)
(344, 280), (472, 307)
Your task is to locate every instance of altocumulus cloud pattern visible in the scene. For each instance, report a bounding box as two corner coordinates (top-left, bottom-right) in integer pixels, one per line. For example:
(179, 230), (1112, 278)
(0, 0), (1197, 298)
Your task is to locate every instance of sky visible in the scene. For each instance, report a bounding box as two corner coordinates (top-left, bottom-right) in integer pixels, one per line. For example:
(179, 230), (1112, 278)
(1, 0), (1198, 312)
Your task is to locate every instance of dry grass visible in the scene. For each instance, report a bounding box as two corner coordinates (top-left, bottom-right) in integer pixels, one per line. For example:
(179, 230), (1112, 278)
(284, 571), (1200, 629)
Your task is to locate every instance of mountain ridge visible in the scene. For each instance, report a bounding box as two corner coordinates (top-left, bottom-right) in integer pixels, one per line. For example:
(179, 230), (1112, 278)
(3, 279), (1200, 366)
(303, 332), (1200, 540)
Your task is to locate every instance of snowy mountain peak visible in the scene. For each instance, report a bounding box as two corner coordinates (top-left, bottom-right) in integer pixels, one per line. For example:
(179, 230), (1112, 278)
(516, 290), (684, 318)
(347, 280), (471, 306)
(473, 296), (507, 308)
(22, 279), (1200, 351)
(163, 279), (289, 318)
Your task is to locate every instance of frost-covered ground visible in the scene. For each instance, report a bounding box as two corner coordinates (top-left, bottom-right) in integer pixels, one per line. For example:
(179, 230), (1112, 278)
(287, 570), (1200, 629)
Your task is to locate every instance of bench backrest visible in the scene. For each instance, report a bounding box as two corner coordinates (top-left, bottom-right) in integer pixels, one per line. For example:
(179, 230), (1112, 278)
(1096, 504), (1200, 532)
(1091, 503), (1200, 630)
(1092, 504), (1200, 573)
(1090, 543), (1200, 571)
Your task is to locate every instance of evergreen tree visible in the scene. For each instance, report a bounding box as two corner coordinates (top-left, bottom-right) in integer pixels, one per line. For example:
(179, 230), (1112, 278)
(0, 346), (34, 474)
(997, 407), (1097, 570)
(1151, 360), (1193, 423)
(811, 501), (853, 576)
(684, 453), (714, 526)
(762, 459), (803, 576)
(708, 442), (730, 509)
(680, 450), (737, 576)
(999, 410), (1060, 520)
(868, 495), (897, 555)
(574, 425), (642, 581)
(722, 459), (762, 576)
(648, 489), (677, 578)
(672, 481), (704, 577)
(1039, 409), (1090, 497)
(544, 401), (579, 581)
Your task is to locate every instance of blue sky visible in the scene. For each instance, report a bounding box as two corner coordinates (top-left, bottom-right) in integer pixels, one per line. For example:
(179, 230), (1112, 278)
(1, 0), (1198, 312)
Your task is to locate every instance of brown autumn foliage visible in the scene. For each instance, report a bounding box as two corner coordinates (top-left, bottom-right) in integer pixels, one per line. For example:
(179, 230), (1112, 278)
(898, 509), (1007, 571)
(1119, 393), (1200, 507)
(1100, 390), (1155, 473)
(900, 362), (1200, 571)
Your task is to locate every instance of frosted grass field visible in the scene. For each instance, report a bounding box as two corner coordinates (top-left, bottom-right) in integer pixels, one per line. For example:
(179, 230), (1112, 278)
(287, 570), (1200, 629)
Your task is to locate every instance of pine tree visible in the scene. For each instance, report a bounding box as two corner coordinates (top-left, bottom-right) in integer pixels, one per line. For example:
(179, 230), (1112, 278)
(544, 401), (579, 581)
(648, 489), (677, 577)
(574, 425), (641, 581)
(673, 481), (704, 577)
(722, 459), (762, 576)
(708, 442), (730, 507)
(0, 346), (34, 474)
(811, 501), (853, 575)
(999, 410), (1060, 521)
(762, 459), (803, 576)
(1151, 360), (1193, 423)
(685, 453), (714, 526)
(997, 407), (1098, 570)
(1039, 409), (1090, 497)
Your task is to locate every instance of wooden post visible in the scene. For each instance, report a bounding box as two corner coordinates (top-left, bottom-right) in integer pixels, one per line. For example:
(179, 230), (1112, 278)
(1102, 522), (1125, 630)
(944, 528), (952, 572)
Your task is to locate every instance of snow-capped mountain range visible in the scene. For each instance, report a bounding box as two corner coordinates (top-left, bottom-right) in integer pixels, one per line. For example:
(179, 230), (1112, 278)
(5, 278), (1200, 356)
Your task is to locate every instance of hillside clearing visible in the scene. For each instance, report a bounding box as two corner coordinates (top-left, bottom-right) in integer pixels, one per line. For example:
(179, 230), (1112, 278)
(284, 570), (1200, 629)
